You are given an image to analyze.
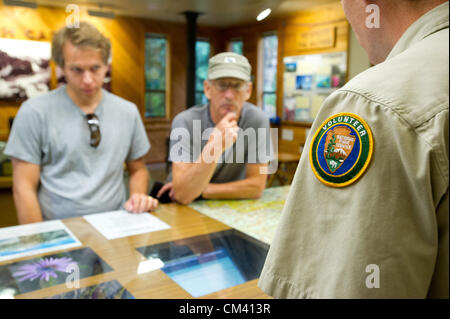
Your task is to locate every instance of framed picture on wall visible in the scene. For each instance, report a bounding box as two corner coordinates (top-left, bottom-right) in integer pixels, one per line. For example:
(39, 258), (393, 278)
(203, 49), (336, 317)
(0, 38), (51, 101)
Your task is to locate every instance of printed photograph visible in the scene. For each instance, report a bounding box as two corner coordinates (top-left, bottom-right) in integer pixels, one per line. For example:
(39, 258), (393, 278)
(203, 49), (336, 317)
(316, 75), (332, 88)
(295, 75), (313, 90)
(0, 38), (51, 101)
(283, 95), (296, 121)
(331, 64), (346, 88)
(0, 247), (113, 298)
(0, 229), (78, 260)
(284, 62), (297, 72)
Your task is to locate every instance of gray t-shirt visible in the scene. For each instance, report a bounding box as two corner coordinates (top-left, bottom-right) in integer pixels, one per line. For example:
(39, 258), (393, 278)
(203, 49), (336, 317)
(4, 86), (150, 220)
(168, 102), (273, 183)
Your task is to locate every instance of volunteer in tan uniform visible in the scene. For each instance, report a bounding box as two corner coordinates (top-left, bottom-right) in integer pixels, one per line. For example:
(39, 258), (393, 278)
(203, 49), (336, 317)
(258, 0), (448, 298)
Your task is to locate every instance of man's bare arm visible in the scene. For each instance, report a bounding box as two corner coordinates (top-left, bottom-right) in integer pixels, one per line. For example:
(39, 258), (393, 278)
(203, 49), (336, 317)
(125, 157), (158, 212)
(172, 148), (219, 204)
(201, 163), (268, 200)
(11, 158), (43, 224)
(172, 112), (239, 204)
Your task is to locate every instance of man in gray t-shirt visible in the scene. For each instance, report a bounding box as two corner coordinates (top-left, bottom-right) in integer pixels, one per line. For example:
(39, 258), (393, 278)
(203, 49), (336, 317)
(158, 52), (273, 204)
(4, 22), (158, 223)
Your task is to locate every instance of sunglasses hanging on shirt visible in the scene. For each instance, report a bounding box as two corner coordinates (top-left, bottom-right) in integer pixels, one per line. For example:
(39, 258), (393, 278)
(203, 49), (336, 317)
(86, 113), (101, 148)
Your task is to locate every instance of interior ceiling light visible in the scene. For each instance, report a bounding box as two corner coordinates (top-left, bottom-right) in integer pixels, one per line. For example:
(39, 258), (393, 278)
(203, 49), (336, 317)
(3, 0), (37, 8)
(256, 8), (271, 21)
(87, 9), (115, 19)
(88, 3), (115, 19)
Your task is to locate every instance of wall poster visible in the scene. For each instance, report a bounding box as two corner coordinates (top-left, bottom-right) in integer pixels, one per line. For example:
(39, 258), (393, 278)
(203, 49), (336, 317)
(283, 52), (347, 122)
(0, 38), (51, 101)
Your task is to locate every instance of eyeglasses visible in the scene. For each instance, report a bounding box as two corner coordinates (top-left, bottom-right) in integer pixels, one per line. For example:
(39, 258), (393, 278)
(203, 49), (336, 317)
(86, 113), (101, 148)
(211, 80), (248, 92)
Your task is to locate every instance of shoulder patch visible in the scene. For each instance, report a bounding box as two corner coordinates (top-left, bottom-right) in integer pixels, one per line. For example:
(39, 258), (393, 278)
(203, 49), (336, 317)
(309, 112), (373, 187)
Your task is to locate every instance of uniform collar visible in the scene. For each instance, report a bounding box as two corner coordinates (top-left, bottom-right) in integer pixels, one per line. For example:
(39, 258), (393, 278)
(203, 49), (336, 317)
(386, 2), (449, 60)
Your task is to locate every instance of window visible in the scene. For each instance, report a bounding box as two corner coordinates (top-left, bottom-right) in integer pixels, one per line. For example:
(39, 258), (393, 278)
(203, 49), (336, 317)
(261, 34), (278, 119)
(144, 34), (167, 118)
(229, 39), (243, 55)
(195, 40), (211, 105)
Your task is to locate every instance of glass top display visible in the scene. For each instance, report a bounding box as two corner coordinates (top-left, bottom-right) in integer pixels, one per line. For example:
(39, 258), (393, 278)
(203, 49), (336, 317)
(136, 229), (269, 297)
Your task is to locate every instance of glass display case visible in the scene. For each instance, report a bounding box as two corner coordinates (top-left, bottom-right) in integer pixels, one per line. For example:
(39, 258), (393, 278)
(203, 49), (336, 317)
(137, 229), (269, 297)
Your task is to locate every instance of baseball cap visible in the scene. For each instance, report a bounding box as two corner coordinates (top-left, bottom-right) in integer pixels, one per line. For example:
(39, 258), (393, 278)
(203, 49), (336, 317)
(207, 52), (252, 82)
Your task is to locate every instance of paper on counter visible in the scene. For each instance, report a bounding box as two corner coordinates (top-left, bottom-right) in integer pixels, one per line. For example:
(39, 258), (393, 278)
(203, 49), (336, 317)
(0, 220), (82, 263)
(83, 210), (171, 240)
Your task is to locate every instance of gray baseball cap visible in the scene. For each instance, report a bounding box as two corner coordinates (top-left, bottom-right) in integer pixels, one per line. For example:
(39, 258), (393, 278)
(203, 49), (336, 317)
(207, 52), (252, 82)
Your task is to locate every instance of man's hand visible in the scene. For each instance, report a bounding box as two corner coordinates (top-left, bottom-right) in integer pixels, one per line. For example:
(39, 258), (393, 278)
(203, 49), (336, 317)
(157, 182), (176, 201)
(210, 112), (239, 152)
(124, 193), (158, 213)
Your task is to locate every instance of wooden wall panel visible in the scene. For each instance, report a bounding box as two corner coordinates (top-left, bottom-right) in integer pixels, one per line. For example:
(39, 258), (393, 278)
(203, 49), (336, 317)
(277, 125), (310, 155)
(144, 122), (172, 164)
(0, 107), (18, 141)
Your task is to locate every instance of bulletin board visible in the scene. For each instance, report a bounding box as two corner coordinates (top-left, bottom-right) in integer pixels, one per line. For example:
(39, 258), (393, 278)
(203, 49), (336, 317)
(282, 51), (347, 123)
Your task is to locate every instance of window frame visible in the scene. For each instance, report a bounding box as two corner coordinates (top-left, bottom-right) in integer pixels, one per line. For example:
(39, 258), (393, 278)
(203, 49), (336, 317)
(228, 38), (244, 55)
(195, 38), (211, 106)
(144, 33), (170, 119)
(258, 32), (278, 119)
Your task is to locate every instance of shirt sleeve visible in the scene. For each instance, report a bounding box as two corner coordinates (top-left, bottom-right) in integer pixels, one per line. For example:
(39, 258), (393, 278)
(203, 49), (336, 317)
(126, 105), (151, 161)
(4, 101), (43, 165)
(259, 89), (448, 298)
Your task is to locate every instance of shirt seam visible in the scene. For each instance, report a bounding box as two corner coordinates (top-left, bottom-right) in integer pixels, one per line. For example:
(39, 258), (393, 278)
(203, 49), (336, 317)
(336, 88), (449, 186)
(262, 269), (318, 298)
(127, 146), (150, 162)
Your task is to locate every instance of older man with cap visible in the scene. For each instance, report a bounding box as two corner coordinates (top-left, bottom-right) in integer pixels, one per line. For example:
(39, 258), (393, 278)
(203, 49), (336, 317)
(157, 52), (273, 204)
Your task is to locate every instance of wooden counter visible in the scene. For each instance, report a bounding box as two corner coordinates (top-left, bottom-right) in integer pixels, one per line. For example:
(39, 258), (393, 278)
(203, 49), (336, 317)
(0, 203), (271, 299)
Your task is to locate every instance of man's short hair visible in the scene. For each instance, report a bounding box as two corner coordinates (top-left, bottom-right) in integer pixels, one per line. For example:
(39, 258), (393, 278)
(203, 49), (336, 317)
(51, 21), (111, 67)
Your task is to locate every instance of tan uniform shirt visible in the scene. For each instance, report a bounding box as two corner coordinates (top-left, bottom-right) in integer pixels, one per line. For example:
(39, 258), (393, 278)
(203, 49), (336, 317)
(258, 2), (449, 298)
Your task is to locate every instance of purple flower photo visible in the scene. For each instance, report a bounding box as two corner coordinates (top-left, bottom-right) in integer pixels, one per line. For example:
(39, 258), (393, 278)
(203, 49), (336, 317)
(12, 257), (77, 282)
(0, 247), (113, 297)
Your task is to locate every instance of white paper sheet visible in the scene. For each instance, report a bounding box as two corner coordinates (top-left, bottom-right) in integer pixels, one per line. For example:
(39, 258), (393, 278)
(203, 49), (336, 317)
(0, 220), (82, 263)
(83, 210), (171, 240)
